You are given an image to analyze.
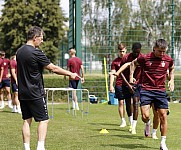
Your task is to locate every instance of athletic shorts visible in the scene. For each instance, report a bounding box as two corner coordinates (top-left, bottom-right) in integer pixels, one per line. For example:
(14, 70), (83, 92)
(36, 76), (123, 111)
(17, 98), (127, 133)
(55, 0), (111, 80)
(69, 80), (79, 89)
(115, 85), (124, 100)
(122, 84), (141, 99)
(20, 97), (49, 122)
(140, 89), (168, 109)
(0, 78), (10, 89)
(11, 83), (18, 93)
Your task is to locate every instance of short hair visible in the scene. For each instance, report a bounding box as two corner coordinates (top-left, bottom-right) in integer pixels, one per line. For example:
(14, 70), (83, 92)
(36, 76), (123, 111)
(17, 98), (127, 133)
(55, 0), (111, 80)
(69, 48), (76, 54)
(0, 51), (5, 55)
(132, 43), (142, 50)
(154, 39), (168, 49)
(118, 43), (126, 50)
(27, 26), (44, 40)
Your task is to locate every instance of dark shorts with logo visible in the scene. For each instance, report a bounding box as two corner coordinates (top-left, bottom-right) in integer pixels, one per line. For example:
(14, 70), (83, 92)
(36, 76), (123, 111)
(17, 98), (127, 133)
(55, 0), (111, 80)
(20, 97), (49, 122)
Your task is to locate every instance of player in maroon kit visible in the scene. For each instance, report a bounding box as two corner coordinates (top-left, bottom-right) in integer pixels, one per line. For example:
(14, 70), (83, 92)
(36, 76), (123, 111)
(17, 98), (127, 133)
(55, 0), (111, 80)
(0, 51), (12, 109)
(109, 43), (128, 128)
(66, 48), (85, 110)
(130, 39), (174, 150)
(10, 55), (21, 113)
(117, 43), (143, 134)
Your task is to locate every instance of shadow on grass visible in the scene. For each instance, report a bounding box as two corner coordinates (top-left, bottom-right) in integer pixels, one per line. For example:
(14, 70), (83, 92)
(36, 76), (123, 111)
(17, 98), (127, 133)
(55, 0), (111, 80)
(0, 110), (13, 113)
(101, 143), (157, 149)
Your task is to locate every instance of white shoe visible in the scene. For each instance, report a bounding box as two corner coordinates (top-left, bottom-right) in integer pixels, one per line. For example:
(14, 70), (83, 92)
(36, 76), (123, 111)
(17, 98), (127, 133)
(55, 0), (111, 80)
(17, 108), (22, 114)
(131, 128), (136, 134)
(128, 125), (132, 132)
(160, 144), (168, 150)
(120, 122), (126, 128)
(8, 100), (13, 109)
(152, 134), (158, 139)
(12, 106), (17, 113)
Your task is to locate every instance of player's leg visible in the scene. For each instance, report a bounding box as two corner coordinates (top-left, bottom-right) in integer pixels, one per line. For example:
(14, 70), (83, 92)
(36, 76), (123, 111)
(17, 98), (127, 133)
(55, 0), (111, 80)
(4, 79), (13, 108)
(37, 120), (49, 150)
(118, 99), (126, 127)
(157, 108), (168, 150)
(115, 85), (126, 127)
(125, 97), (133, 131)
(151, 104), (159, 139)
(69, 80), (79, 110)
(22, 118), (32, 150)
(140, 104), (151, 137)
(0, 84), (4, 109)
(131, 96), (139, 134)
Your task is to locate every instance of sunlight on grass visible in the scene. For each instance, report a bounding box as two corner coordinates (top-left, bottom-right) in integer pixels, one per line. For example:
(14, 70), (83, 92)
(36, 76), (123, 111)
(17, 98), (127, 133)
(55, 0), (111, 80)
(0, 103), (180, 150)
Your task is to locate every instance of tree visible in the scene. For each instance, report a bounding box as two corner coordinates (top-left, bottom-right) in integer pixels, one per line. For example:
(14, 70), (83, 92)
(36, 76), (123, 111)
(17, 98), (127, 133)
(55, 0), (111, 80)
(0, 0), (67, 64)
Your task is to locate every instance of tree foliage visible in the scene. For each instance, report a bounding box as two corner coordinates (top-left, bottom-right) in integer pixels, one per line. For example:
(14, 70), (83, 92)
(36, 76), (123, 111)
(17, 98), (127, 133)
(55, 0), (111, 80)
(0, 0), (67, 64)
(82, 0), (181, 57)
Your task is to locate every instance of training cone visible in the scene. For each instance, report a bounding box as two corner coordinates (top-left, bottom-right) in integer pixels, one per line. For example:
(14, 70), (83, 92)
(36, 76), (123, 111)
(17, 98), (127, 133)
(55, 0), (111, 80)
(99, 129), (109, 134)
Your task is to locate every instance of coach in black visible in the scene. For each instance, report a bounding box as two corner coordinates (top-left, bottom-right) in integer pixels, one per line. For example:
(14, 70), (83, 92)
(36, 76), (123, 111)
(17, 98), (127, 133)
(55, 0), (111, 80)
(16, 26), (78, 150)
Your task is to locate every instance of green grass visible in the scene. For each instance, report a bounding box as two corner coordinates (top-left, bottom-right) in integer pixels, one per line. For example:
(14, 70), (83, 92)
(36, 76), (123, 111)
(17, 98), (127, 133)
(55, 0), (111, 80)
(0, 102), (181, 150)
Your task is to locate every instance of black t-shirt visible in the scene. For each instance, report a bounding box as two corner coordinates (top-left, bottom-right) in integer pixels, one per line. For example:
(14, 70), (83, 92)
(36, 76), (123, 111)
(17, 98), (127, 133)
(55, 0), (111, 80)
(16, 45), (51, 100)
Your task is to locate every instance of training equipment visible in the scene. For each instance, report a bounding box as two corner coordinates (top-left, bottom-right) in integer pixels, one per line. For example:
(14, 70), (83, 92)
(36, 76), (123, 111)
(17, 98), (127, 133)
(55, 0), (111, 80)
(45, 88), (89, 118)
(104, 57), (109, 102)
(99, 129), (109, 134)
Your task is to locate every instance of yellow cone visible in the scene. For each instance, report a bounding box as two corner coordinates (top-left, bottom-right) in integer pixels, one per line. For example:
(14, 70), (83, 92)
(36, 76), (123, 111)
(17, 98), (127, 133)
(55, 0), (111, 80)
(99, 129), (109, 134)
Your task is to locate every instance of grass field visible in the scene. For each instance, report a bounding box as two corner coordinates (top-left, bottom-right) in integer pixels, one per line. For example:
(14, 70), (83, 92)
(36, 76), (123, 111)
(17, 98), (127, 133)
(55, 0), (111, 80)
(0, 102), (180, 150)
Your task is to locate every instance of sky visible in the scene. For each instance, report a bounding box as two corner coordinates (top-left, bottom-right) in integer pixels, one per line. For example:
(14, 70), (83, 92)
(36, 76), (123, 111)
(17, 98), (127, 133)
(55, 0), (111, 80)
(0, 0), (69, 17)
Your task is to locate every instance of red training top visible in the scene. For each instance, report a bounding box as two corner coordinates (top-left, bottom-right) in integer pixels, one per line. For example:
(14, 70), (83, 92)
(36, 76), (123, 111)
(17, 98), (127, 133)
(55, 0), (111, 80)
(111, 57), (123, 86)
(2, 58), (10, 79)
(10, 59), (17, 84)
(67, 56), (82, 80)
(137, 52), (173, 91)
(120, 53), (144, 85)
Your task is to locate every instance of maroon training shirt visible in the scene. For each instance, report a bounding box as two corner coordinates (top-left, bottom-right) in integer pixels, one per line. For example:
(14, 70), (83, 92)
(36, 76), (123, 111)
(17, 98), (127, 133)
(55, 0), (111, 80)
(111, 57), (123, 86)
(67, 56), (82, 80)
(137, 52), (173, 91)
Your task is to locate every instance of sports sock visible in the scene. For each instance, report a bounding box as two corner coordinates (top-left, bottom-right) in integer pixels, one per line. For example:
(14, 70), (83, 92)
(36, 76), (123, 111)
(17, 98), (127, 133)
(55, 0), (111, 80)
(161, 136), (166, 145)
(24, 143), (30, 150)
(132, 120), (137, 129)
(129, 116), (133, 125)
(121, 118), (126, 122)
(152, 128), (157, 135)
(37, 141), (45, 150)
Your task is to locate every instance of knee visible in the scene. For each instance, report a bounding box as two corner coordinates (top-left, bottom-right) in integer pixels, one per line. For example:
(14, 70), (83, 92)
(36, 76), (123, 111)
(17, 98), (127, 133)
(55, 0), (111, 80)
(142, 114), (149, 123)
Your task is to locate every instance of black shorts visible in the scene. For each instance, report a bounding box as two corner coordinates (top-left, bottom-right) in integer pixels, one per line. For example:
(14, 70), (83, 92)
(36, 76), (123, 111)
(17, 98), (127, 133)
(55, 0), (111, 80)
(20, 97), (49, 122)
(0, 79), (11, 89)
(115, 85), (124, 100)
(122, 84), (141, 99)
(69, 80), (79, 89)
(11, 83), (18, 93)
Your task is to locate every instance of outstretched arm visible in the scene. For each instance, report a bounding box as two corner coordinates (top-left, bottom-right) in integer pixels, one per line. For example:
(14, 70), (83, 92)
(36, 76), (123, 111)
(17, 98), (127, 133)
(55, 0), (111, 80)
(113, 62), (131, 77)
(129, 58), (139, 83)
(168, 64), (174, 92)
(45, 63), (79, 79)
